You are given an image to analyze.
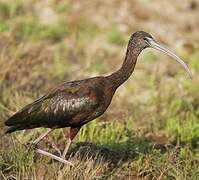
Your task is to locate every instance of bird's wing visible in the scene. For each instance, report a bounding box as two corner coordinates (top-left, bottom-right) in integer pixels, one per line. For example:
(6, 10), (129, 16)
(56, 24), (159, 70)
(5, 81), (100, 129)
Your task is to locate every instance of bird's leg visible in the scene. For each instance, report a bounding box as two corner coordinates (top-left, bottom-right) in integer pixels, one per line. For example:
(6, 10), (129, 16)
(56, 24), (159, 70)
(34, 127), (80, 165)
(25, 129), (53, 153)
(46, 137), (62, 156)
(61, 127), (80, 159)
(32, 128), (53, 146)
(61, 139), (72, 159)
(33, 128), (73, 165)
(35, 148), (73, 166)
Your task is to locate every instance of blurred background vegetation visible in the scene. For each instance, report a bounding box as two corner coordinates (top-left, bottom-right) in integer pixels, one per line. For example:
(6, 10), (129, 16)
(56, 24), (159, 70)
(0, 0), (198, 179)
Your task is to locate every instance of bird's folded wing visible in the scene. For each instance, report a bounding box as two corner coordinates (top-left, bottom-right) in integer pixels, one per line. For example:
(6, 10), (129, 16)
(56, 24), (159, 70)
(5, 86), (99, 127)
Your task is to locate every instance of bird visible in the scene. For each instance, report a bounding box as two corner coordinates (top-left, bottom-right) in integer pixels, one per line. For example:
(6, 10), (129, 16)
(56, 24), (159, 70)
(4, 31), (192, 164)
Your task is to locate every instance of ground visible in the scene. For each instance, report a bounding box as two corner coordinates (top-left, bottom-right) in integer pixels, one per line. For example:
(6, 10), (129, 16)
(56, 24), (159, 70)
(0, 0), (199, 179)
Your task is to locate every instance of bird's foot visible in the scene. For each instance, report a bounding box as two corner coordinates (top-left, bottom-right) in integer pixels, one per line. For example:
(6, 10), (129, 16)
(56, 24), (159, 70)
(25, 142), (39, 153)
(46, 139), (62, 156)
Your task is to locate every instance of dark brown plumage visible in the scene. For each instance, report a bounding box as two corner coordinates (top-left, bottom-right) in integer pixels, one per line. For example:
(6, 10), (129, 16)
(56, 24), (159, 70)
(5, 31), (192, 163)
(5, 32), (150, 134)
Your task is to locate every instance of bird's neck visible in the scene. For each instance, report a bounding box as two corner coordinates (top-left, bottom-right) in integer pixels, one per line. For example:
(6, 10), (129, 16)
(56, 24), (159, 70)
(107, 44), (141, 89)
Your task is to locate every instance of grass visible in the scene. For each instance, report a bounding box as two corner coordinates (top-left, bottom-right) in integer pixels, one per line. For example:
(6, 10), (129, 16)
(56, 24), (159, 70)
(13, 16), (68, 42)
(107, 29), (128, 46)
(0, 0), (199, 179)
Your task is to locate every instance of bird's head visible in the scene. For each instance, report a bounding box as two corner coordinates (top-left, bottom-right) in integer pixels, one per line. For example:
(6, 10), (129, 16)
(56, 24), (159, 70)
(129, 31), (193, 78)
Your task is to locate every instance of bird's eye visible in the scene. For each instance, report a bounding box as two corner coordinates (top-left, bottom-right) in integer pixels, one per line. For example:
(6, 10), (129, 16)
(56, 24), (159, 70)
(143, 37), (148, 41)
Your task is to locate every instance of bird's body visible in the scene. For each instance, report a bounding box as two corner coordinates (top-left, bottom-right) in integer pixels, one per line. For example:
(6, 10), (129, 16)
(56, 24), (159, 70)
(5, 76), (116, 133)
(4, 31), (192, 164)
(5, 32), (140, 134)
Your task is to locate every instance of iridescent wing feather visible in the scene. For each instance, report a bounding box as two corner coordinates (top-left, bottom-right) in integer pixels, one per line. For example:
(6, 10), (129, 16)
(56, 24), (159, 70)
(5, 81), (99, 133)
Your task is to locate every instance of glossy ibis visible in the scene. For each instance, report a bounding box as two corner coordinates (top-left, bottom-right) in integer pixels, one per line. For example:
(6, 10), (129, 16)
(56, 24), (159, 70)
(4, 31), (192, 164)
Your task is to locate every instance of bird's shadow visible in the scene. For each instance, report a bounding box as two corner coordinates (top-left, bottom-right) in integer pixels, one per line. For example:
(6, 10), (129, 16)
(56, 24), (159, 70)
(64, 135), (175, 175)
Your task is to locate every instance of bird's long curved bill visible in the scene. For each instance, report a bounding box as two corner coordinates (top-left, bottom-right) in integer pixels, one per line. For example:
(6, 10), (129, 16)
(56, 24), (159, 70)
(146, 38), (193, 78)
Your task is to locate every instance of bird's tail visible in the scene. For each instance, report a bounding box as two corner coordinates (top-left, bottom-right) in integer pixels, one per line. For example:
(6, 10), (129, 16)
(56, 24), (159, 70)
(4, 96), (45, 134)
(5, 125), (26, 134)
(4, 102), (35, 134)
(4, 112), (30, 134)
(0, 119), (11, 136)
(4, 111), (38, 134)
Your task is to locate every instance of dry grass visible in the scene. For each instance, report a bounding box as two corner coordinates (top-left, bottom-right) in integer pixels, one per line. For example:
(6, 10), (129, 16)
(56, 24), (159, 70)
(0, 0), (199, 179)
